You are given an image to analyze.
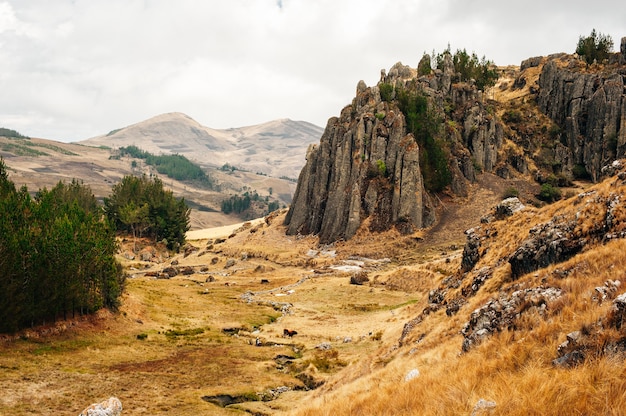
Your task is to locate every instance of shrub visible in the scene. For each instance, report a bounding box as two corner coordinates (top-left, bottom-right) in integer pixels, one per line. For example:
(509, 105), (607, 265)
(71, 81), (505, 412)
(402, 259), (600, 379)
(572, 164), (591, 180)
(379, 82), (394, 102)
(538, 183), (562, 203)
(502, 187), (519, 199)
(376, 159), (387, 177)
(503, 110), (523, 124)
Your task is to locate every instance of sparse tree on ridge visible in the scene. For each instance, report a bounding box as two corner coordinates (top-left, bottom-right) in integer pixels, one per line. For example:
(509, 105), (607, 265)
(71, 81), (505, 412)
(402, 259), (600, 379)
(576, 29), (614, 65)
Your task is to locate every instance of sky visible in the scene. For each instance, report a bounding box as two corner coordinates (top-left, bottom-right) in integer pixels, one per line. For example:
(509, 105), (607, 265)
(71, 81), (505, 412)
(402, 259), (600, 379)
(0, 0), (624, 142)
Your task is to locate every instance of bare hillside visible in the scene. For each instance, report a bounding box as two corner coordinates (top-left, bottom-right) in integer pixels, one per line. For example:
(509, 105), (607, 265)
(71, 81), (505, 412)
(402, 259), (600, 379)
(80, 112), (323, 179)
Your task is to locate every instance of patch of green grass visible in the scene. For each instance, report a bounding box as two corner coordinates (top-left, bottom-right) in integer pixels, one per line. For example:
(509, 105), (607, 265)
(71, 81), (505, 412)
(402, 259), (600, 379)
(245, 311), (281, 329)
(164, 327), (206, 339)
(30, 339), (93, 355)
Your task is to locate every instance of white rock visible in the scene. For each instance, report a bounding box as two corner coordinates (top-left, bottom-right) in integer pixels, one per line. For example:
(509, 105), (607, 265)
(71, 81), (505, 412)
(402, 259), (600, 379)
(404, 368), (420, 382)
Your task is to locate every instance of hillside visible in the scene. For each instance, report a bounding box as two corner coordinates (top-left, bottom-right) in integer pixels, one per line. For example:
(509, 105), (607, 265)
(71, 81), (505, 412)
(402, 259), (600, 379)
(80, 113), (323, 180)
(2, 162), (626, 415)
(0, 114), (322, 229)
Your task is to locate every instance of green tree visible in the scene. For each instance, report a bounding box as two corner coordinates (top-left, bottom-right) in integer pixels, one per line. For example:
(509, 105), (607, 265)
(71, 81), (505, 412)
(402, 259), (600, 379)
(0, 159), (125, 333)
(435, 48), (498, 91)
(576, 29), (614, 65)
(104, 175), (190, 250)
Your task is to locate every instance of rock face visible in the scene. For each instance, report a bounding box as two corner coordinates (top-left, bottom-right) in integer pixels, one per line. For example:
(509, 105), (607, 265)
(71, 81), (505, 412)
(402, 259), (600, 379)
(78, 397), (122, 416)
(285, 59), (504, 243)
(537, 55), (626, 180)
(284, 88), (431, 243)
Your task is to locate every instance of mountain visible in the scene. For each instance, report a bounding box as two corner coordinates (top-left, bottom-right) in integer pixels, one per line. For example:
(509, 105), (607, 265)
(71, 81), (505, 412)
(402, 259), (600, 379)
(80, 113), (323, 180)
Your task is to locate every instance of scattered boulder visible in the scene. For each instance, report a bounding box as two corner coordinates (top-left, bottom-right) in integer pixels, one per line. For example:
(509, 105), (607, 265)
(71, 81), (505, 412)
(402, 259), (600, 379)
(461, 287), (563, 352)
(224, 259), (236, 269)
(553, 350), (585, 368)
(471, 398), (496, 415)
(180, 266), (194, 275)
(494, 197), (525, 220)
(404, 368), (420, 382)
(461, 266), (493, 297)
(183, 244), (198, 258)
(592, 280), (621, 303)
(350, 271), (370, 285)
(205, 275), (215, 283)
(608, 293), (626, 330)
(78, 397), (122, 416)
(162, 266), (178, 278)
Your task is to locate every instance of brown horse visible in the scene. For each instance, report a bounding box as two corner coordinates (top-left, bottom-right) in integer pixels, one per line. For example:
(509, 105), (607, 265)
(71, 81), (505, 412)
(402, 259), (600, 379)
(283, 329), (298, 338)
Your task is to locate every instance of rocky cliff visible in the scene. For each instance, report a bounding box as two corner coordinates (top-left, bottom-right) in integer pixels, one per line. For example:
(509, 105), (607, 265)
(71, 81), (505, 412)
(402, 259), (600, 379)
(535, 48), (626, 181)
(285, 56), (504, 243)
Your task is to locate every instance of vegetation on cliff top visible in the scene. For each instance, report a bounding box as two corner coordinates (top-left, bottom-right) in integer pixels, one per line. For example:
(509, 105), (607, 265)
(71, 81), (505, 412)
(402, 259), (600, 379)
(576, 28), (614, 65)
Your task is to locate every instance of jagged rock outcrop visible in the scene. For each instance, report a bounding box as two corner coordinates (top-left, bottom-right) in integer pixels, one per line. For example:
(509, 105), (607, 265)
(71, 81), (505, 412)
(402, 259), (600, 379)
(284, 68), (434, 243)
(461, 287), (563, 352)
(536, 54), (626, 180)
(285, 58), (504, 243)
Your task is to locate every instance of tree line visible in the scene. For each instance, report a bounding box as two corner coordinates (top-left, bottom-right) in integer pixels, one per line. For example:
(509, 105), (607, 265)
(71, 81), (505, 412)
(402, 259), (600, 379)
(221, 190), (281, 217)
(0, 157), (192, 333)
(0, 159), (124, 333)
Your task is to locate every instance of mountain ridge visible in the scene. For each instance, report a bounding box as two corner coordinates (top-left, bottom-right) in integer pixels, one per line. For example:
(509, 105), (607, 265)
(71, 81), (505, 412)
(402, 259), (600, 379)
(80, 112), (323, 179)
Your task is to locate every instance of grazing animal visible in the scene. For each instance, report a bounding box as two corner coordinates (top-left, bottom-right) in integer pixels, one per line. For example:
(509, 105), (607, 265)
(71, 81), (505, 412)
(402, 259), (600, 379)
(283, 329), (298, 338)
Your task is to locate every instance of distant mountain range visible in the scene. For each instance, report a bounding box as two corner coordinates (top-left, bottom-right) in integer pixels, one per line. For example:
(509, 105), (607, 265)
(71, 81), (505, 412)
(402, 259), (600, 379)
(80, 112), (324, 179)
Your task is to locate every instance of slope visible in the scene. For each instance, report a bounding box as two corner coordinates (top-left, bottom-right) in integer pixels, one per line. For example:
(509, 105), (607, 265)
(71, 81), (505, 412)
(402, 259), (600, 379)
(81, 112), (323, 179)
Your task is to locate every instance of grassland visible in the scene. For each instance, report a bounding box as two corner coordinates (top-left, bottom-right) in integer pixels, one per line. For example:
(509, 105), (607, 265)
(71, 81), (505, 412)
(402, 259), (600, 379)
(3, 163), (626, 415)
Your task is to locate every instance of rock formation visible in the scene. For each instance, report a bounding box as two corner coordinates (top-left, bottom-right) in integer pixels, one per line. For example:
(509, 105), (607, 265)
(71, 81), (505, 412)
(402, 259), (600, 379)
(285, 57), (504, 243)
(537, 54), (626, 180)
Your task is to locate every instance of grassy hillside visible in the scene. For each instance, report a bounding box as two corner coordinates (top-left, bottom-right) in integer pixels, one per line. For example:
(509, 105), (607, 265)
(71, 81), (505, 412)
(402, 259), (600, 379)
(2, 159), (626, 414)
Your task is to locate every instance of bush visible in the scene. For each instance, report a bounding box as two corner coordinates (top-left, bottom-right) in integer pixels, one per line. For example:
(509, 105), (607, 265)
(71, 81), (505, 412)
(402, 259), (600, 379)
(572, 164), (591, 180)
(576, 29), (614, 65)
(376, 159), (387, 177)
(538, 183), (562, 203)
(503, 110), (523, 124)
(502, 187), (519, 199)
(379, 82), (394, 102)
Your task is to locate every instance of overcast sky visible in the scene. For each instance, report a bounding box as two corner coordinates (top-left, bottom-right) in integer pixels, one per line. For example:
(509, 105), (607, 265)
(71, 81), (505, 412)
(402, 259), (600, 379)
(0, 0), (624, 142)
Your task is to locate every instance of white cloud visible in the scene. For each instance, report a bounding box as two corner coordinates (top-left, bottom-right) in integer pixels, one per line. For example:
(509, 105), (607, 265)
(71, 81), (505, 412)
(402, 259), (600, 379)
(0, 0), (624, 141)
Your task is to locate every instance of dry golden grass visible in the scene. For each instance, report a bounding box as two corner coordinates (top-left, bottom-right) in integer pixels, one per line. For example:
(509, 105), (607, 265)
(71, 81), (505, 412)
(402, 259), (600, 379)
(3, 170), (626, 415)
